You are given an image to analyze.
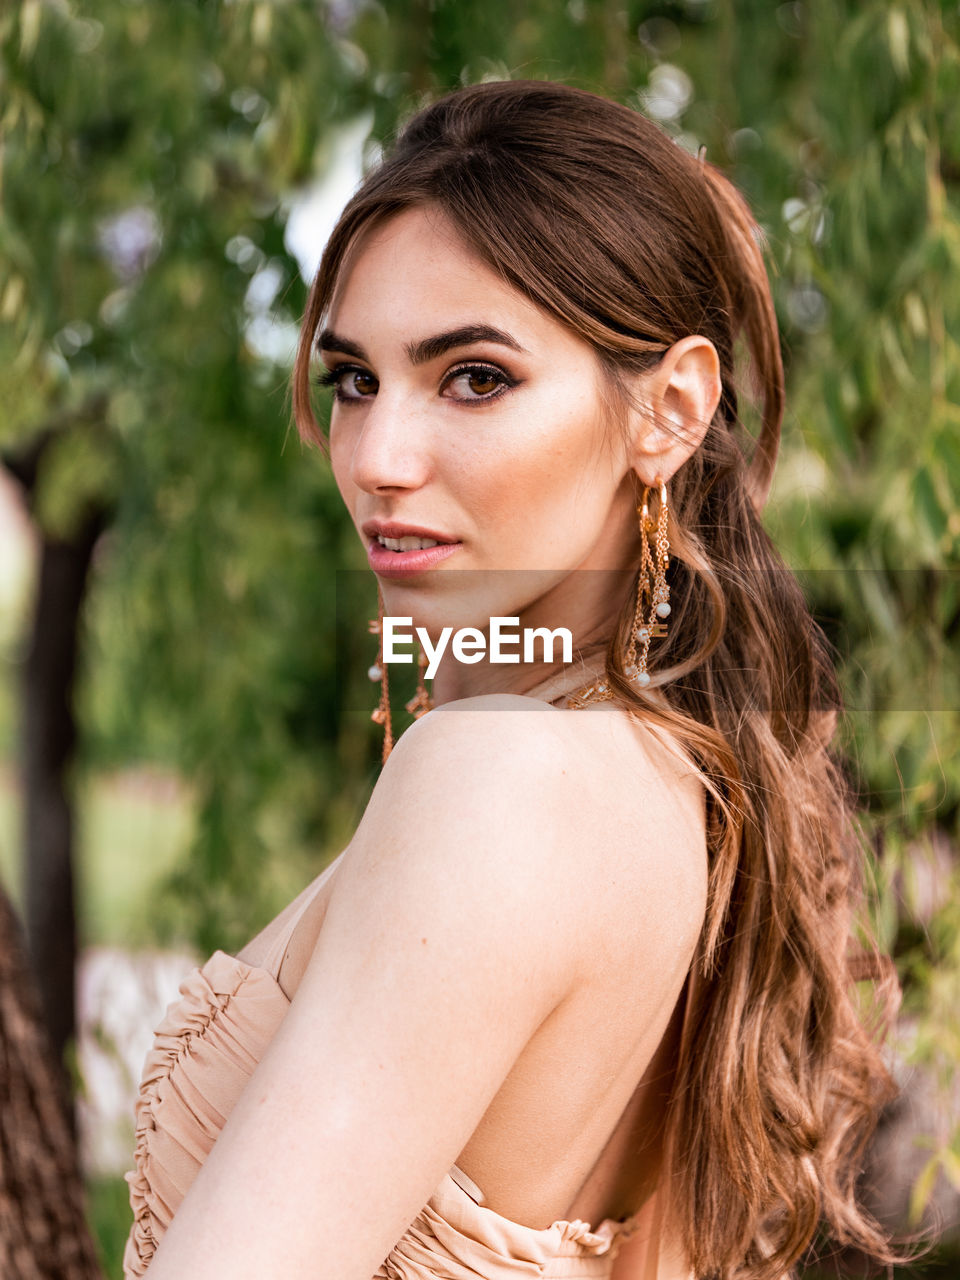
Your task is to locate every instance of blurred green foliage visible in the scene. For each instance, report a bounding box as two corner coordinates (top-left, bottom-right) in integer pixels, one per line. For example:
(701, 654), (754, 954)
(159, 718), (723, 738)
(1, 0), (958, 1257)
(1, 0), (383, 953)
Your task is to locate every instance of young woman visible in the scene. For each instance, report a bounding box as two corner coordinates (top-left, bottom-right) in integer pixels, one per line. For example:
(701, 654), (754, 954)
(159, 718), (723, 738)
(123, 80), (898, 1280)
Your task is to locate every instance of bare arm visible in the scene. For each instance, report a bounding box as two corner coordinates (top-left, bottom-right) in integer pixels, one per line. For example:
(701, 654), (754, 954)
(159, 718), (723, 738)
(142, 699), (600, 1280)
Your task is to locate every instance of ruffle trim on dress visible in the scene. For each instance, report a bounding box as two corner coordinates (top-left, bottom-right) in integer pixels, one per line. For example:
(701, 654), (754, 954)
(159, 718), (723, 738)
(375, 1171), (644, 1278)
(122, 952), (289, 1278)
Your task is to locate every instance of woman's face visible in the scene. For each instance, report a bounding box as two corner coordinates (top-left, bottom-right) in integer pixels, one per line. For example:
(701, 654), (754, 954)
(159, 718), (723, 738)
(320, 206), (642, 688)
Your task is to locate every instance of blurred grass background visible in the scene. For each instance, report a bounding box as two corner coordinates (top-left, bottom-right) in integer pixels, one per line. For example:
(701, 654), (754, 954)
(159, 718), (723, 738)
(1, 0), (958, 1274)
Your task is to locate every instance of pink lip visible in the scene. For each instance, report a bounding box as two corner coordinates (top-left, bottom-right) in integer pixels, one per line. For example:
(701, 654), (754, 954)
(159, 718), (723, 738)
(361, 519), (456, 542)
(366, 536), (462, 577)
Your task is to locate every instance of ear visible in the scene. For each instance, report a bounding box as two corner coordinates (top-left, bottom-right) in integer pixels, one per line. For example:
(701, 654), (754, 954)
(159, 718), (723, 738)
(626, 335), (722, 485)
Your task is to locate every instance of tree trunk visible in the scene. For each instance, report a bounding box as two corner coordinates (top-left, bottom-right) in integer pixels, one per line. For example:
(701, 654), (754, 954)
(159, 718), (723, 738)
(2, 422), (108, 1081)
(23, 516), (104, 1080)
(0, 883), (103, 1279)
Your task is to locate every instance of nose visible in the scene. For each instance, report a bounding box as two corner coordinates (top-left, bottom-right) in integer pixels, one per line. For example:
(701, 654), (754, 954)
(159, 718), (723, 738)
(347, 391), (432, 495)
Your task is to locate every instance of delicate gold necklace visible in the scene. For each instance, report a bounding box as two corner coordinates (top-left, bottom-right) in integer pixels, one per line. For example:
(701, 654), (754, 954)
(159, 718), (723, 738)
(564, 675), (615, 709)
(519, 659), (615, 711)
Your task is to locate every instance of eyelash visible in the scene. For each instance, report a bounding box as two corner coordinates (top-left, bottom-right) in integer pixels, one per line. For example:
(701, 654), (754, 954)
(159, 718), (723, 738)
(313, 362), (519, 405)
(312, 365), (368, 402)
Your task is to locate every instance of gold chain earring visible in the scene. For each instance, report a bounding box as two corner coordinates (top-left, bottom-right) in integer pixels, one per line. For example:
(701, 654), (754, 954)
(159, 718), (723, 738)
(405, 647), (433, 720)
(624, 477), (670, 689)
(368, 587), (434, 763)
(368, 585), (393, 763)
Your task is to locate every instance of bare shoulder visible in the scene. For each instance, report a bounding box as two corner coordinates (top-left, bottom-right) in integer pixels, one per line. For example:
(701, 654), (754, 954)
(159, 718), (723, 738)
(375, 690), (635, 840)
(317, 697), (610, 1021)
(339, 692), (708, 977)
(349, 692), (590, 887)
(398, 689), (578, 766)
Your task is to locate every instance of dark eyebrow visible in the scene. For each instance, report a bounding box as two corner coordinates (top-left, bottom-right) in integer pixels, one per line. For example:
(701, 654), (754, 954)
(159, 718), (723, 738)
(405, 325), (526, 364)
(318, 329), (368, 361)
(317, 324), (526, 365)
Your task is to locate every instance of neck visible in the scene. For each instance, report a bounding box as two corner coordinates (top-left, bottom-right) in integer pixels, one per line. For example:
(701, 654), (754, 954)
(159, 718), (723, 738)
(426, 567), (628, 706)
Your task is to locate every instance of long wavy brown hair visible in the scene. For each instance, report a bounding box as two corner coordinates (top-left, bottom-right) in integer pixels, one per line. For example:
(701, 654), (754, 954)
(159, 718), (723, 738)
(292, 79), (899, 1280)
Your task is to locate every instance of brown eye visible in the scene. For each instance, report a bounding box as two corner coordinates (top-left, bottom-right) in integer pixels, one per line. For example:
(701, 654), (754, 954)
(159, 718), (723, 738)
(349, 370), (377, 396)
(443, 364), (515, 403)
(314, 364), (379, 402)
(466, 370), (500, 395)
